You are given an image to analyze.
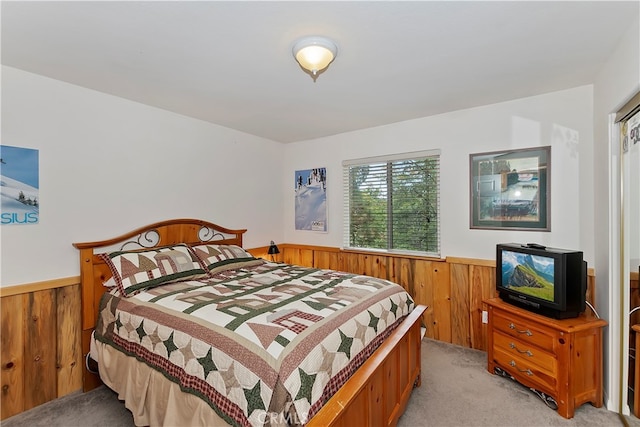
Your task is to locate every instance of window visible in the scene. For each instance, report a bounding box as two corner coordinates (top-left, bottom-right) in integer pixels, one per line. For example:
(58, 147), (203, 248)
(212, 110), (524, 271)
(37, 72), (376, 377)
(342, 150), (440, 257)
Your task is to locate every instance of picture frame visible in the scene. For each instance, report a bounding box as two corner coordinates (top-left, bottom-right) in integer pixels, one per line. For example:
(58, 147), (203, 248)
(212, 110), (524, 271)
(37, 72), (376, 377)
(0, 144), (40, 225)
(470, 146), (550, 231)
(294, 167), (327, 232)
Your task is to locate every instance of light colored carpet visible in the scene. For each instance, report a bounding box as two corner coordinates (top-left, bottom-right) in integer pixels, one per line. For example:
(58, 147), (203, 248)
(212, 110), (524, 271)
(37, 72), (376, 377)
(3, 339), (637, 426)
(400, 339), (634, 427)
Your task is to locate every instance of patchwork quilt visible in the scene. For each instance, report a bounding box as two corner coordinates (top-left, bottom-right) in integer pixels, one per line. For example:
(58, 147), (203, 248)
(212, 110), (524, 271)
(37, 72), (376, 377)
(95, 261), (415, 426)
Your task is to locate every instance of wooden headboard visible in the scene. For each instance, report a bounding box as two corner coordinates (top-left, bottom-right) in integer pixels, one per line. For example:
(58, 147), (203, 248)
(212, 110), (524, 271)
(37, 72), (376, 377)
(72, 218), (247, 390)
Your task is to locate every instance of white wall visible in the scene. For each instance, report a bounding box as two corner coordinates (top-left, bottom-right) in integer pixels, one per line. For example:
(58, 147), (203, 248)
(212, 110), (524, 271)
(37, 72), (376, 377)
(0, 66), (285, 287)
(284, 86), (595, 264)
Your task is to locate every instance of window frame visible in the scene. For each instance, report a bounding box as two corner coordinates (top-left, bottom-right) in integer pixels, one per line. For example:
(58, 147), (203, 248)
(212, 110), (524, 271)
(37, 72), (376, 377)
(342, 149), (441, 257)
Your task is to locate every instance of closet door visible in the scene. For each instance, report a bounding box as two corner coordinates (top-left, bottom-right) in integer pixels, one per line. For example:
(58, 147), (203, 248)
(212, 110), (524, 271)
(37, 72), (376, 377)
(619, 99), (640, 417)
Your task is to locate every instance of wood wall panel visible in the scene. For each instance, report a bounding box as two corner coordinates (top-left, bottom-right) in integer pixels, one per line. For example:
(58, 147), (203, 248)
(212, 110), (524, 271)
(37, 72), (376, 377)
(282, 247), (313, 266)
(1, 281), (83, 420)
(314, 250), (340, 270)
(357, 254), (372, 276)
(413, 260), (434, 338)
(450, 263), (470, 347)
(431, 262), (451, 343)
(371, 255), (389, 281)
(0, 244), (600, 420)
(397, 258), (413, 295)
(1, 295), (24, 419)
(386, 257), (400, 288)
(24, 289), (57, 410)
(469, 265), (494, 351)
(56, 285), (82, 397)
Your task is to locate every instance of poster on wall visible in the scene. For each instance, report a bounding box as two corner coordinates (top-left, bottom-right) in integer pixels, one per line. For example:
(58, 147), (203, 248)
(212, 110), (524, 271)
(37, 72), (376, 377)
(295, 167), (327, 232)
(0, 145), (39, 225)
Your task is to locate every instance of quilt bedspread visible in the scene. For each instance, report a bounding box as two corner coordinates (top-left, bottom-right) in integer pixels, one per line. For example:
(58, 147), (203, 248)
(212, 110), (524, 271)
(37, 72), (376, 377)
(95, 261), (415, 426)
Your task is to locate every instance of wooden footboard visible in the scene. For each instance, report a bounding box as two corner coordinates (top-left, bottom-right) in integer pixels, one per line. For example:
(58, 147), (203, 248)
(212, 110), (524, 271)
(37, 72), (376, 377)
(308, 304), (426, 427)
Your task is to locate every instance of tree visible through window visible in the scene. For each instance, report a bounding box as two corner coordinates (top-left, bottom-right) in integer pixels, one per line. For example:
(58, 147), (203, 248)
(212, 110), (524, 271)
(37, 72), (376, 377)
(343, 151), (440, 256)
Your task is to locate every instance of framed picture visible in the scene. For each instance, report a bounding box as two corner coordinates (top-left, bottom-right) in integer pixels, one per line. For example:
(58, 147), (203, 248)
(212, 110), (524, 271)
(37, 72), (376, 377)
(1, 145), (40, 225)
(294, 167), (327, 232)
(470, 146), (550, 231)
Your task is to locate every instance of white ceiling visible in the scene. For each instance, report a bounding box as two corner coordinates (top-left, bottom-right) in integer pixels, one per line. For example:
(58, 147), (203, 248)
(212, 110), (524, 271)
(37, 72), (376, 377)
(2, 1), (638, 143)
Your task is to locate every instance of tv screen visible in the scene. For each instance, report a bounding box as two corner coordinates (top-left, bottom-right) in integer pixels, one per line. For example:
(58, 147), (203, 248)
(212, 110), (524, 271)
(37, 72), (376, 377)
(496, 243), (586, 319)
(501, 250), (555, 303)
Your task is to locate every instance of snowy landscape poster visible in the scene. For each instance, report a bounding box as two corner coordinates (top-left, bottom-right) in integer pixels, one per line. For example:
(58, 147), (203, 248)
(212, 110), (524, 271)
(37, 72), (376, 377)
(1, 145), (39, 225)
(295, 167), (327, 232)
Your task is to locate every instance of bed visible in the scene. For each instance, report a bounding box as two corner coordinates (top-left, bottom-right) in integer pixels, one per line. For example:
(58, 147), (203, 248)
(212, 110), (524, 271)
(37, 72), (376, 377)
(73, 219), (426, 426)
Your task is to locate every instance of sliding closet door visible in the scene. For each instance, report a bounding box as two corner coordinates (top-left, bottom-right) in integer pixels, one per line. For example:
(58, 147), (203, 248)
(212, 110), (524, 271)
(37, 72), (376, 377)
(617, 96), (640, 417)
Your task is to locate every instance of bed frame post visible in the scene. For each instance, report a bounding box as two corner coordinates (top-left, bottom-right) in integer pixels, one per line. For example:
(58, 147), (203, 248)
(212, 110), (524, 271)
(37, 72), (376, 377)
(77, 248), (102, 391)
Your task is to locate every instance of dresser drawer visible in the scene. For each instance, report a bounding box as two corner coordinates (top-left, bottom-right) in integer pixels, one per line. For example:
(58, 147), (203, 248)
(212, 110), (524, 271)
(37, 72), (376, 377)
(492, 310), (556, 352)
(492, 330), (557, 373)
(493, 346), (557, 393)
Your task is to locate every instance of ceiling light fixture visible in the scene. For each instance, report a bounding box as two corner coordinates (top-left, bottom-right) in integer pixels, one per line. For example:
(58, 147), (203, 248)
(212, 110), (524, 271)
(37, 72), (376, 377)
(292, 36), (338, 82)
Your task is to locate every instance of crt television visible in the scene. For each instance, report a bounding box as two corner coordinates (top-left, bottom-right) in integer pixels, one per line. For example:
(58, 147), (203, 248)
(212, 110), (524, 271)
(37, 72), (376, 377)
(496, 243), (586, 319)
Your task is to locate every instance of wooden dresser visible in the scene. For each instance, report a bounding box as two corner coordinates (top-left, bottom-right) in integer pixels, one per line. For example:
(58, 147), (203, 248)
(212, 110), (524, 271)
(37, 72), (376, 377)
(485, 298), (607, 419)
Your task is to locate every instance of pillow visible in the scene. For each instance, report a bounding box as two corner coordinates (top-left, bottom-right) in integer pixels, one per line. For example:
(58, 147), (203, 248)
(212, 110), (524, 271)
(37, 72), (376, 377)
(189, 244), (264, 275)
(99, 244), (208, 297)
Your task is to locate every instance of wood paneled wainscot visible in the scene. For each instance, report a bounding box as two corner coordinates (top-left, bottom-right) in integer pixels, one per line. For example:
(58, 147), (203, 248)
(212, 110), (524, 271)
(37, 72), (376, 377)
(0, 278), (82, 420)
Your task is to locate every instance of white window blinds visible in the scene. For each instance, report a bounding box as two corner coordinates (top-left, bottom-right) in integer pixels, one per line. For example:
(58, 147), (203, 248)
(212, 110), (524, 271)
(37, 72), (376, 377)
(342, 150), (441, 256)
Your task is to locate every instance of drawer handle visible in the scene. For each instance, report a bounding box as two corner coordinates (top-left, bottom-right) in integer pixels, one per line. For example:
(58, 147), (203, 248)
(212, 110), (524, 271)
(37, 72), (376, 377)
(509, 342), (533, 357)
(508, 323), (533, 336)
(509, 360), (533, 376)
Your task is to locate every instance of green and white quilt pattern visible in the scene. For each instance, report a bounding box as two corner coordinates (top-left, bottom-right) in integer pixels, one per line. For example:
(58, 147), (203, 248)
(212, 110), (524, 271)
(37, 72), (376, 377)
(96, 261), (414, 426)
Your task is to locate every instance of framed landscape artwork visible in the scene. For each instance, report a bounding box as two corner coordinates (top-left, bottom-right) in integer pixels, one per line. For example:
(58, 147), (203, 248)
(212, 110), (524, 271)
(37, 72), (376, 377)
(470, 146), (550, 231)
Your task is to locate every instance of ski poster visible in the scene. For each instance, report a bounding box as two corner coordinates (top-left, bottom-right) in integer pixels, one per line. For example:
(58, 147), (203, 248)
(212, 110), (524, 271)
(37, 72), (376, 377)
(295, 167), (327, 232)
(1, 145), (40, 225)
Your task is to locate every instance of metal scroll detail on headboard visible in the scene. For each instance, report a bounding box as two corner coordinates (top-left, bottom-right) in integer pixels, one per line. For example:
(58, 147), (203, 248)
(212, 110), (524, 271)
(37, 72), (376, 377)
(117, 225), (230, 251)
(198, 225), (226, 242)
(120, 229), (161, 251)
